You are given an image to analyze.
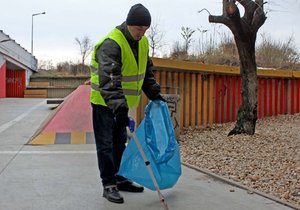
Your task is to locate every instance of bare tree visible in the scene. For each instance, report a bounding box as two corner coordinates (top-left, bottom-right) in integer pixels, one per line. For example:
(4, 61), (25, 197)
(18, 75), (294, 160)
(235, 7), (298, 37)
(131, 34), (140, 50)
(181, 26), (195, 54)
(74, 36), (93, 72)
(146, 23), (165, 57)
(208, 0), (267, 136)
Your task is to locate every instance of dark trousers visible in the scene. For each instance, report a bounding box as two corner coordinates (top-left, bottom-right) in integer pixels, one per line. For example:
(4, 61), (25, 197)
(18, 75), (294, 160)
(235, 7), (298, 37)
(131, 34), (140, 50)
(92, 104), (127, 186)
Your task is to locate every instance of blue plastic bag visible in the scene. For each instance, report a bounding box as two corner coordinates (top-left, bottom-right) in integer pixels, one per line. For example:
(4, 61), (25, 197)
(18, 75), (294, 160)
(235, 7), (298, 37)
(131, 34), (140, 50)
(118, 100), (181, 190)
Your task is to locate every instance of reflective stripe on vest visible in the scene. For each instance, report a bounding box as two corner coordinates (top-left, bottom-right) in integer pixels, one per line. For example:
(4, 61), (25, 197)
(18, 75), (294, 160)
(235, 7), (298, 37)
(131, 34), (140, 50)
(90, 28), (148, 108)
(91, 83), (142, 96)
(90, 66), (145, 82)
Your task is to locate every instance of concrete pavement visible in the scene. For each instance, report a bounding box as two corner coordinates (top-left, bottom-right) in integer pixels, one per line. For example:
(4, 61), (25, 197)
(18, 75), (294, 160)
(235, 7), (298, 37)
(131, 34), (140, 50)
(0, 98), (297, 210)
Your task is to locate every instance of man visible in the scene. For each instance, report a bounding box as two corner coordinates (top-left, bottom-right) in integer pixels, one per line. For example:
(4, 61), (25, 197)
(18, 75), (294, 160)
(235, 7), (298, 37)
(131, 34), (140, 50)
(90, 3), (165, 204)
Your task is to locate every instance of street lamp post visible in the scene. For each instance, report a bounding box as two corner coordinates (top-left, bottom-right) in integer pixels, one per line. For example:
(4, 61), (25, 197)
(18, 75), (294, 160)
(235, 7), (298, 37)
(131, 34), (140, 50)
(31, 12), (46, 55)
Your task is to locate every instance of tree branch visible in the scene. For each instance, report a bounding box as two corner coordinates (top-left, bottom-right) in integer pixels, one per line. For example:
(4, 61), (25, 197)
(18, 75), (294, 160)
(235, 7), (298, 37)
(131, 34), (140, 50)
(237, 0), (258, 24)
(209, 15), (224, 24)
(252, 6), (267, 32)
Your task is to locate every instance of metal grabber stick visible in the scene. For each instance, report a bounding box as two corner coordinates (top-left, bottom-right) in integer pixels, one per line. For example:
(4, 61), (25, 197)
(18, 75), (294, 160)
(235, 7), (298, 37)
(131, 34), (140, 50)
(132, 132), (169, 210)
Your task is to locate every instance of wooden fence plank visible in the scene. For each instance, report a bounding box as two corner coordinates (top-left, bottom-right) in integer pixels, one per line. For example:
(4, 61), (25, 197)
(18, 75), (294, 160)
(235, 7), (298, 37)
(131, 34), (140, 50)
(274, 80), (279, 116)
(280, 80), (284, 114)
(269, 79), (273, 116)
(173, 72), (179, 93)
(209, 75), (214, 126)
(284, 80), (288, 114)
(184, 73), (190, 127)
(197, 74), (202, 126)
(258, 79), (262, 119)
(291, 80), (295, 114)
(215, 76), (220, 123)
(167, 71), (172, 93)
(263, 79), (267, 118)
(221, 76), (225, 123)
(191, 73), (196, 127)
(179, 72), (184, 129)
(161, 71), (167, 92)
(232, 76), (237, 121)
(203, 76), (208, 127)
(226, 76), (231, 122)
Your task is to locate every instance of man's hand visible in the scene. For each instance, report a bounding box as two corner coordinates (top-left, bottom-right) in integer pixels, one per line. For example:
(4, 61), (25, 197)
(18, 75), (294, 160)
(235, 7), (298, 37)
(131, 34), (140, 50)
(115, 113), (135, 132)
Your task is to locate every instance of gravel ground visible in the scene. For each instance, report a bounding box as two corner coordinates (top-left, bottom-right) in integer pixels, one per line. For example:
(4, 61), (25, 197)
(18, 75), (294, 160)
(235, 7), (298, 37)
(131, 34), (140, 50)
(179, 113), (300, 207)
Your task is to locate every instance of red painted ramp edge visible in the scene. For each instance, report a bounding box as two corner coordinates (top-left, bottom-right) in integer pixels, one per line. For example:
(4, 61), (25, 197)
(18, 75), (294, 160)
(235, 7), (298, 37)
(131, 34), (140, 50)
(43, 85), (93, 132)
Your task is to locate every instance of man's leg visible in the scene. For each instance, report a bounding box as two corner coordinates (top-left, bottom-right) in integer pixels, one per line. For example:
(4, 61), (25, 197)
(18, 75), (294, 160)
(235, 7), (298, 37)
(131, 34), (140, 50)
(113, 117), (144, 193)
(92, 104), (124, 203)
(113, 125), (127, 173)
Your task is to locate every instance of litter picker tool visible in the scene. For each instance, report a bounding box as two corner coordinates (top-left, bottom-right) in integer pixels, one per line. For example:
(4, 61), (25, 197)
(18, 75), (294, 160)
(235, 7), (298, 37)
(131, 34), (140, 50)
(131, 131), (169, 210)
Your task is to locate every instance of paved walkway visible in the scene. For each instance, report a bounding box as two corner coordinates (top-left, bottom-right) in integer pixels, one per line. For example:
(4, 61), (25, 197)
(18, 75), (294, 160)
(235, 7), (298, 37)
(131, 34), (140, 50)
(0, 98), (296, 210)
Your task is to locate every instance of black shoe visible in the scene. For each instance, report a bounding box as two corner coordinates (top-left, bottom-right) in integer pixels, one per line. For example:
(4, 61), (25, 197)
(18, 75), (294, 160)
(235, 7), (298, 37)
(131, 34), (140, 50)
(117, 180), (144, 192)
(103, 185), (124, 204)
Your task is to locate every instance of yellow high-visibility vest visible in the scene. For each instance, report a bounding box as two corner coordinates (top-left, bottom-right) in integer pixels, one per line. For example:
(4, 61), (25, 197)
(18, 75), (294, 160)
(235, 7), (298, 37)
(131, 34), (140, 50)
(90, 28), (148, 108)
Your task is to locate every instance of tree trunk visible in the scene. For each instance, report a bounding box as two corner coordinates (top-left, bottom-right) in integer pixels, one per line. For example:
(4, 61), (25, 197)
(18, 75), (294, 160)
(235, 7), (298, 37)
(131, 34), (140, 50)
(228, 37), (258, 136)
(208, 0), (266, 136)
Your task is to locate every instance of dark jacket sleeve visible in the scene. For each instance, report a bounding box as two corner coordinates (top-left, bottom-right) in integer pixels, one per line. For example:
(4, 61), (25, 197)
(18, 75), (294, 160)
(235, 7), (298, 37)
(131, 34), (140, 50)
(142, 56), (161, 100)
(96, 39), (128, 115)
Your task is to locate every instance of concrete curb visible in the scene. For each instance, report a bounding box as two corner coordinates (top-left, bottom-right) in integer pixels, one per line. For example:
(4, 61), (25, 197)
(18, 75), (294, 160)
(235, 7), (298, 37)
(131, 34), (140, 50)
(182, 162), (300, 210)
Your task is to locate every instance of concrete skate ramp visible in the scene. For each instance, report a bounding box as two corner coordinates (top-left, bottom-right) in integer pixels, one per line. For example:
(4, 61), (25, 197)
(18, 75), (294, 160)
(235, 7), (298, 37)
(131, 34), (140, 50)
(28, 85), (94, 144)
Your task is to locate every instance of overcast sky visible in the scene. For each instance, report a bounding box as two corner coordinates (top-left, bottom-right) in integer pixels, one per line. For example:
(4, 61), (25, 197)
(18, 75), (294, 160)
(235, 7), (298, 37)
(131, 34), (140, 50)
(1, 0), (300, 65)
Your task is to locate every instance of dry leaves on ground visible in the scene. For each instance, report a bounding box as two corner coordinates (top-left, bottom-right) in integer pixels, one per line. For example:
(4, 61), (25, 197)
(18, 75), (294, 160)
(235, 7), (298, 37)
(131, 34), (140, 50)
(179, 113), (300, 207)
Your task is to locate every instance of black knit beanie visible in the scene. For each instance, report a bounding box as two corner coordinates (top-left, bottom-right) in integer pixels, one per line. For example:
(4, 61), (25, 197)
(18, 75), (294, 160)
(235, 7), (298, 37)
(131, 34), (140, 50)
(126, 3), (151, 26)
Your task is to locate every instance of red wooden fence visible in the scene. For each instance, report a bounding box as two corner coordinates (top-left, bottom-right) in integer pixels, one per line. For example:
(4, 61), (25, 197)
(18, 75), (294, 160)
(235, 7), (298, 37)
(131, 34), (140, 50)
(136, 58), (300, 129)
